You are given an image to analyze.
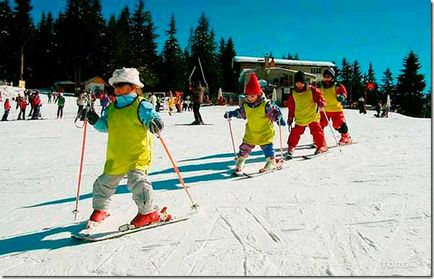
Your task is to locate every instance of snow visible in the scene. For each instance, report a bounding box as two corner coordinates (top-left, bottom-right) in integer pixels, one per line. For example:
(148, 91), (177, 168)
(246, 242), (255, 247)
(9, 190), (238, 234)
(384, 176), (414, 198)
(0, 96), (431, 276)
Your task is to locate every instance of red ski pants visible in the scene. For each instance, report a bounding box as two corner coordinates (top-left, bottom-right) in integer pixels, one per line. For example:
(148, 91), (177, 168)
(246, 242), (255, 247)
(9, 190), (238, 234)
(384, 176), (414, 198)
(320, 111), (345, 130)
(287, 121), (327, 149)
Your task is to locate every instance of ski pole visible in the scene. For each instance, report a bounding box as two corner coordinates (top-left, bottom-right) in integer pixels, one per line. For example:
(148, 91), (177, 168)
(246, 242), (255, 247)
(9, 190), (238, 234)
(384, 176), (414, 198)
(321, 109), (342, 153)
(73, 118), (88, 220)
(188, 66), (196, 81)
(156, 131), (199, 210)
(227, 118), (238, 160)
(198, 57), (207, 84)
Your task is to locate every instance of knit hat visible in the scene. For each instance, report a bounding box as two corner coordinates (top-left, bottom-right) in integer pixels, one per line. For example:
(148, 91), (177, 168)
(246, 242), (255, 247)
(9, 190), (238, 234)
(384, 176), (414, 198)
(244, 73), (262, 95)
(323, 67), (335, 78)
(108, 67), (144, 88)
(294, 71), (306, 84)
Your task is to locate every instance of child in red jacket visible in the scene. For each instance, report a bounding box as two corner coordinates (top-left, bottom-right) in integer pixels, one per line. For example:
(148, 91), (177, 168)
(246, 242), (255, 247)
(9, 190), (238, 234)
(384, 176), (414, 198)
(1, 98), (11, 121)
(286, 71), (327, 159)
(18, 98), (27, 120)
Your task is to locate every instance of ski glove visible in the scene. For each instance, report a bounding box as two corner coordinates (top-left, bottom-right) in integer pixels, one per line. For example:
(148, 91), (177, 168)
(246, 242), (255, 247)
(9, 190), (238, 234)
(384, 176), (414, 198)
(337, 94), (346, 103)
(224, 110), (238, 119)
(82, 107), (99, 125)
(287, 118), (293, 132)
(149, 118), (164, 134)
(278, 117), (287, 127)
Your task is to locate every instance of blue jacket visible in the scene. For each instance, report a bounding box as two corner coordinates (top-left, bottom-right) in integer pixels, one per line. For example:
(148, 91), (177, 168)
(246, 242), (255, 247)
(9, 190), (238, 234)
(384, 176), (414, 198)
(94, 93), (162, 133)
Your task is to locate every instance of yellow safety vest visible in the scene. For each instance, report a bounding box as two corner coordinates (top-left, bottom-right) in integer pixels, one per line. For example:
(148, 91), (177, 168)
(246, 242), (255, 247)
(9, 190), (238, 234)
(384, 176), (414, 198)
(292, 88), (320, 126)
(104, 97), (153, 175)
(243, 100), (275, 146)
(319, 83), (343, 112)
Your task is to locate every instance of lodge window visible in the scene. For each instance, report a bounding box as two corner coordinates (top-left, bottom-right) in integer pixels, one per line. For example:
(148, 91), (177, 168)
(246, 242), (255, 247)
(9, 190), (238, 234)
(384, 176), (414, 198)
(310, 67), (321, 74)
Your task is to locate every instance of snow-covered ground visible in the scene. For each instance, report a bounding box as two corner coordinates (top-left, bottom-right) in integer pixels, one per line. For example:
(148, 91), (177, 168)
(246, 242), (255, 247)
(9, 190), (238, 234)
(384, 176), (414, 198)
(0, 96), (431, 276)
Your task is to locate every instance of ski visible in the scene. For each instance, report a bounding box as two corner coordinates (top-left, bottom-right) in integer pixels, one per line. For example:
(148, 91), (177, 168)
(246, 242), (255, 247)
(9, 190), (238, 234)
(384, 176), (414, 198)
(233, 159), (284, 179)
(329, 141), (358, 149)
(301, 151), (328, 160)
(71, 214), (192, 242)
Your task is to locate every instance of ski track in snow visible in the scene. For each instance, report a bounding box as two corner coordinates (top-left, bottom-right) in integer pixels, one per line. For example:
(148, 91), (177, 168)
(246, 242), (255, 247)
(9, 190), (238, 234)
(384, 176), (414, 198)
(0, 98), (431, 276)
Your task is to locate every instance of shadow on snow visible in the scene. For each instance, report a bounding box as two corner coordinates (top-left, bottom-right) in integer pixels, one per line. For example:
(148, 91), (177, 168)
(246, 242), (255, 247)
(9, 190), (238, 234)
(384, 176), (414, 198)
(0, 222), (88, 256)
(23, 150), (268, 209)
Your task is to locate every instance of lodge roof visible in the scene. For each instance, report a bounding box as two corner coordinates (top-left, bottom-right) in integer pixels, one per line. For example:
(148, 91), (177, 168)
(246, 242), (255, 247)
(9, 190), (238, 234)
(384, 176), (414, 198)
(233, 56), (335, 67)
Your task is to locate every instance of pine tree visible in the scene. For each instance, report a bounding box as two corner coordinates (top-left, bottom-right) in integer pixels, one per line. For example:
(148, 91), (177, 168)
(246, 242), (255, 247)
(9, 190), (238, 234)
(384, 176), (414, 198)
(52, 11), (65, 82)
(104, 15), (118, 78)
(217, 38), (226, 89)
(56, 0), (106, 87)
(379, 67), (394, 105)
(130, 0), (159, 90)
(114, 7), (132, 68)
(86, 0), (107, 78)
(190, 13), (219, 99)
(338, 58), (352, 102)
(351, 60), (364, 103)
(395, 51), (427, 117)
(13, 0), (34, 82)
(218, 37), (237, 92)
(422, 90), (431, 118)
(160, 14), (185, 92)
(29, 12), (57, 88)
(0, 0), (15, 82)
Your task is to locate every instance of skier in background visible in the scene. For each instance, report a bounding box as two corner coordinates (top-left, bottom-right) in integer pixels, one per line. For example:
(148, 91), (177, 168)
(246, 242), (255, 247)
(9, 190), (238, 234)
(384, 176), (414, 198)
(224, 73), (286, 174)
(286, 71), (328, 159)
(17, 97), (27, 120)
(317, 67), (353, 144)
(168, 91), (175, 116)
(56, 92), (65, 119)
(191, 81), (205, 125)
(149, 92), (157, 108)
(83, 67), (170, 229)
(31, 92), (42, 120)
(358, 95), (367, 114)
(1, 98), (11, 121)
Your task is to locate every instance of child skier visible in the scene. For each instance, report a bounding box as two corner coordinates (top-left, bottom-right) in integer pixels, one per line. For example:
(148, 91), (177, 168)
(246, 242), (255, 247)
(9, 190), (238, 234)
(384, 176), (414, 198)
(224, 73), (286, 174)
(84, 67), (170, 229)
(286, 71), (328, 159)
(317, 67), (352, 144)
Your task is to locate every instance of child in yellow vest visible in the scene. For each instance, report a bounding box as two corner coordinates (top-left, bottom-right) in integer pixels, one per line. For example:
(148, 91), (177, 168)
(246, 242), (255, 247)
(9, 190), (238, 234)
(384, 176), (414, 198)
(224, 73), (286, 174)
(83, 67), (169, 229)
(318, 67), (352, 144)
(286, 71), (328, 159)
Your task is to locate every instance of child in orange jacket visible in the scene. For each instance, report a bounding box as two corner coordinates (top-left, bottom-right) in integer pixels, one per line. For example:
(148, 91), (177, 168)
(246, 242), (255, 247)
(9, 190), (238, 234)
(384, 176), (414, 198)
(286, 71), (327, 159)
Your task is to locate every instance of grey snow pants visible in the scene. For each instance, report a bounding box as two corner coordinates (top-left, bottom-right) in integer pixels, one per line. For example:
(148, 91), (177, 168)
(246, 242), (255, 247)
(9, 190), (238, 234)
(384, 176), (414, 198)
(92, 170), (154, 215)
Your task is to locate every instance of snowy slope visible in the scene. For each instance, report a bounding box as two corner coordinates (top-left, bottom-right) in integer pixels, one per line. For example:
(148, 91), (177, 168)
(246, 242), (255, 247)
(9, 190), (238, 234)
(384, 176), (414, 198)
(0, 97), (431, 276)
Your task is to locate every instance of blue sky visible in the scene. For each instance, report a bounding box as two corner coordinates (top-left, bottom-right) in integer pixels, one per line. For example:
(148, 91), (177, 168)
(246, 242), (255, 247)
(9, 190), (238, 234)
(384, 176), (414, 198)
(27, 0), (431, 90)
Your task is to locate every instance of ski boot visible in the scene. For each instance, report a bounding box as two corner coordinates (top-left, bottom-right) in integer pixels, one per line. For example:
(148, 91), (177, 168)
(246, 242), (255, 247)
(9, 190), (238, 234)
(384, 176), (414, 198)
(285, 147), (295, 160)
(339, 133), (352, 145)
(259, 157), (283, 173)
(233, 156), (247, 176)
(130, 210), (161, 228)
(86, 209), (108, 229)
(314, 146), (328, 155)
